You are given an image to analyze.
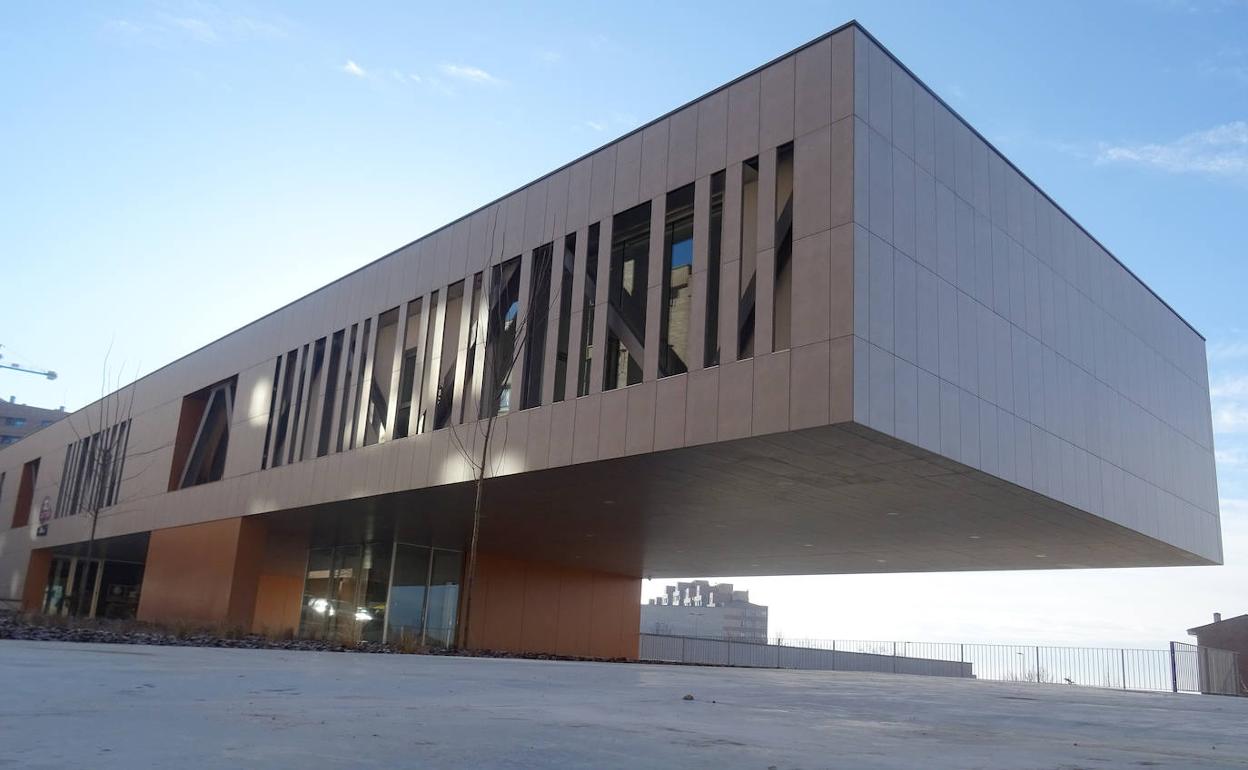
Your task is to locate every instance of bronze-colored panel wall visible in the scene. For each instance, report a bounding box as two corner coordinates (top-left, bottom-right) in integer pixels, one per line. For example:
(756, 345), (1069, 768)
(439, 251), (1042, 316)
(465, 553), (640, 659)
(21, 548), (51, 611)
(250, 527), (308, 636)
(137, 516), (266, 628)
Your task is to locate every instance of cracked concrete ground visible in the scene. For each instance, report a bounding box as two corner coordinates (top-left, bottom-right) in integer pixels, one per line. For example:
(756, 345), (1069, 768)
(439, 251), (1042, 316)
(1, 640), (1245, 769)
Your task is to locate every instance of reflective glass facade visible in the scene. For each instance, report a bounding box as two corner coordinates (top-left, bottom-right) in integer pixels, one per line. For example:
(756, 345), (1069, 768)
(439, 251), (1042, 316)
(299, 538), (461, 646)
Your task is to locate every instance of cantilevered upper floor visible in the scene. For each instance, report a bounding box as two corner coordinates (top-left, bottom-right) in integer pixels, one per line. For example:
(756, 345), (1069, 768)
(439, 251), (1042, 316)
(0, 22), (1221, 596)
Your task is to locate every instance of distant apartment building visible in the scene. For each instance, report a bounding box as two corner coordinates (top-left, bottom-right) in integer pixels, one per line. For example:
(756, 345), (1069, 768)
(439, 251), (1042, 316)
(0, 398), (65, 448)
(642, 581), (768, 641)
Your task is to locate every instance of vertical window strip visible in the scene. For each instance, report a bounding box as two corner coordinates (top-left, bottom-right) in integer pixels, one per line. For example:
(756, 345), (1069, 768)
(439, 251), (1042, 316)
(738, 157), (760, 360)
(577, 224), (600, 397)
(659, 184), (695, 377)
(261, 355), (282, 469)
(704, 171), (726, 368)
(337, 324), (359, 452)
(521, 243), (553, 409)
(553, 233), (576, 401)
(773, 143), (794, 352)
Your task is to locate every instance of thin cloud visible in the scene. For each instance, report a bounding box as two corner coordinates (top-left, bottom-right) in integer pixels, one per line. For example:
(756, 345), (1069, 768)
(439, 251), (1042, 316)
(1215, 403), (1248, 433)
(1210, 338), (1248, 361)
(342, 60), (366, 78)
(165, 16), (217, 43)
(1096, 121), (1248, 178)
(438, 63), (503, 85)
(104, 10), (287, 45)
(1211, 374), (1248, 399)
(584, 120), (608, 132)
(1217, 447), (1248, 469)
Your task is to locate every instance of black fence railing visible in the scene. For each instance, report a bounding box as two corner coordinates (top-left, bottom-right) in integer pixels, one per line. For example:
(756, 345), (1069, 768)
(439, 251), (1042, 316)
(640, 634), (1245, 696)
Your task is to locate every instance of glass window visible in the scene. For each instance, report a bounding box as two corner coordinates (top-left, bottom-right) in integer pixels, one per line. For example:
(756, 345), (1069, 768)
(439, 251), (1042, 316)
(394, 302), (424, 439)
(424, 549), (462, 648)
(604, 202), (651, 390)
(285, 344), (310, 465)
(386, 543), (432, 643)
(271, 349), (298, 467)
(459, 276), (484, 424)
(481, 259), (522, 418)
(336, 324), (359, 452)
(417, 291), (439, 434)
(773, 143), (794, 351)
(576, 224), (601, 397)
(660, 184), (695, 377)
(348, 318), (372, 449)
(364, 308), (401, 446)
(738, 157), (760, 360)
(553, 233), (576, 401)
(173, 378), (234, 489)
(317, 330), (344, 456)
(704, 171), (726, 368)
(298, 338), (327, 461)
(521, 243), (554, 410)
(435, 282), (464, 430)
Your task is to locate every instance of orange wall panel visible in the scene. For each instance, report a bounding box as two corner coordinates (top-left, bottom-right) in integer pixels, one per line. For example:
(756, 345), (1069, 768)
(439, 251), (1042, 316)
(21, 549), (51, 611)
(137, 516), (266, 628)
(467, 552), (639, 659)
(251, 574), (303, 636)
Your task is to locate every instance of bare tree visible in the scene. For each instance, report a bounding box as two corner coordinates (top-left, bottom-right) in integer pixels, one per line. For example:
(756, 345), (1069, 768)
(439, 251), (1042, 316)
(59, 348), (142, 618)
(448, 222), (558, 650)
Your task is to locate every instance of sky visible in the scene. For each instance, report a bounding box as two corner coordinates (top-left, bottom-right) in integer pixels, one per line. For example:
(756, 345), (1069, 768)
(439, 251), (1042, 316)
(2, 1), (1246, 649)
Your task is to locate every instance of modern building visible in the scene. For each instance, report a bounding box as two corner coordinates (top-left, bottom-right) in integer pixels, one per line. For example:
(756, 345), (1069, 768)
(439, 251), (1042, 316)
(0, 22), (1221, 658)
(0, 398), (65, 448)
(642, 581), (768, 641)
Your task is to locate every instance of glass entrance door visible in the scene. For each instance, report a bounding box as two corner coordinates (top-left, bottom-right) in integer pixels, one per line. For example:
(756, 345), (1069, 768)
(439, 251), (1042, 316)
(42, 556), (102, 617)
(298, 543), (390, 643)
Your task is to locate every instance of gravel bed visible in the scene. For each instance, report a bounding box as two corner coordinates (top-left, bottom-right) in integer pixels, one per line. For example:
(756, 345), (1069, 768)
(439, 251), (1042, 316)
(0, 613), (633, 663)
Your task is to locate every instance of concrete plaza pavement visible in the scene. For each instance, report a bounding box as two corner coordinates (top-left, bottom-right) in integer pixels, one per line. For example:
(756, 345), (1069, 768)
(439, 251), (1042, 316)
(1, 640), (1245, 769)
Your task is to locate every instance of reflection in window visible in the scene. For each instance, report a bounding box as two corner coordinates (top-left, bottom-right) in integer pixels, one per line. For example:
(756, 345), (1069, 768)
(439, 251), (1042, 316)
(270, 349), (298, 467)
(417, 291), (438, 434)
(738, 157), (760, 360)
(660, 184), (695, 377)
(364, 307), (400, 446)
(604, 202), (651, 390)
(384, 545), (461, 648)
(297, 543), (391, 644)
(299, 338), (326, 461)
(481, 258), (522, 418)
(58, 419), (131, 516)
(285, 344), (309, 465)
(394, 301), (424, 439)
(521, 243), (553, 410)
(553, 233), (576, 401)
(577, 224), (600, 397)
(348, 318), (372, 449)
(434, 282), (464, 430)
(336, 324), (358, 452)
(385, 544), (430, 643)
(773, 143), (794, 351)
(460, 275), (484, 424)
(425, 549), (462, 648)
(705, 171), (726, 368)
(173, 377), (236, 489)
(318, 330), (344, 456)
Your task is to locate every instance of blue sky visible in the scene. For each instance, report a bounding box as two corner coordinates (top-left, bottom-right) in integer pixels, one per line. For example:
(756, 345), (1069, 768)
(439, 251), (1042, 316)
(2, 1), (1246, 647)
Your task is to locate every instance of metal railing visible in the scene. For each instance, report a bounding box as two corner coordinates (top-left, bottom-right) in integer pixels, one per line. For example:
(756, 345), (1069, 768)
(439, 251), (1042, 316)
(640, 634), (1244, 695)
